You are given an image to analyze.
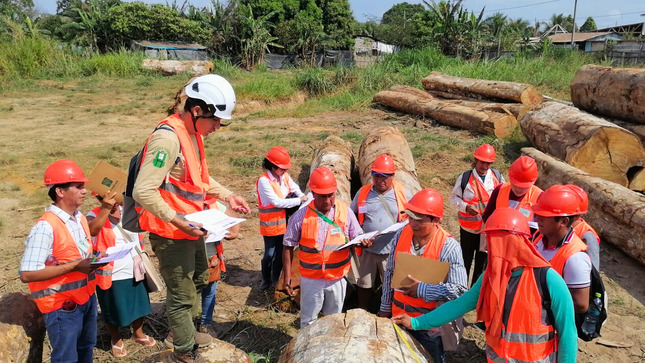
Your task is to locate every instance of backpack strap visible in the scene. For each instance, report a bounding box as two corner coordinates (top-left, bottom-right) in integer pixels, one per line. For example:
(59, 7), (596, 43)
(534, 266), (555, 326)
(491, 168), (502, 183)
(460, 170), (472, 194)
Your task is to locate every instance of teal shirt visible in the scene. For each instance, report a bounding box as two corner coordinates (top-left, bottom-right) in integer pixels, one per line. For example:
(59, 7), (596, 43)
(410, 268), (577, 363)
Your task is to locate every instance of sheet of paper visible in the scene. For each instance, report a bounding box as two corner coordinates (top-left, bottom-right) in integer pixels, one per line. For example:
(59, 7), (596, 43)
(380, 220), (409, 235)
(390, 252), (450, 289)
(205, 230), (229, 243)
(336, 230), (379, 250)
(91, 242), (137, 264)
(185, 209), (246, 235)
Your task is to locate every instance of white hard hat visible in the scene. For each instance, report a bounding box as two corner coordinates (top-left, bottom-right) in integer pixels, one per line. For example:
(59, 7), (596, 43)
(185, 74), (236, 120)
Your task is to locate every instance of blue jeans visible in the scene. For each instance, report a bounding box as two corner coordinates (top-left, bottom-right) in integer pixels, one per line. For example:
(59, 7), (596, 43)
(200, 281), (219, 326)
(261, 235), (284, 285)
(409, 329), (445, 363)
(43, 294), (97, 363)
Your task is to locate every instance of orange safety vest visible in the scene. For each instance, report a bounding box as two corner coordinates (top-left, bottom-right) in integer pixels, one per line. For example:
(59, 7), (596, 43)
(138, 115), (210, 240)
(356, 180), (408, 225)
(534, 232), (588, 276)
(298, 201), (351, 280)
(391, 225), (449, 317)
(27, 211), (96, 314)
(256, 171), (291, 236)
(496, 183), (542, 222)
(485, 268), (556, 363)
(573, 219), (600, 246)
(458, 171), (501, 230)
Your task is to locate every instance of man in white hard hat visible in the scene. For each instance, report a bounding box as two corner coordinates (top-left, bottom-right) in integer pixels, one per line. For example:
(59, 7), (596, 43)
(133, 74), (250, 363)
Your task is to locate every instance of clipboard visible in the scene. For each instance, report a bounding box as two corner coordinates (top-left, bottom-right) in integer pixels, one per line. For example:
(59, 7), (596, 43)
(86, 161), (127, 204)
(391, 252), (450, 289)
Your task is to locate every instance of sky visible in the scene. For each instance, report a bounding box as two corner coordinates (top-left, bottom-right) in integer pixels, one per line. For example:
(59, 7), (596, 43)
(32, 0), (645, 30)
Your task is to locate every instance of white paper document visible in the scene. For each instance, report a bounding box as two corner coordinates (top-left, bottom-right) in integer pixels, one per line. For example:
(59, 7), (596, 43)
(205, 230), (229, 243)
(91, 242), (137, 264)
(185, 209), (246, 236)
(336, 230), (379, 250)
(379, 220), (409, 235)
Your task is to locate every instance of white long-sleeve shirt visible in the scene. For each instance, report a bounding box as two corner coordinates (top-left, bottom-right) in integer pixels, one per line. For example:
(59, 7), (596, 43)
(257, 171), (305, 209)
(449, 168), (505, 233)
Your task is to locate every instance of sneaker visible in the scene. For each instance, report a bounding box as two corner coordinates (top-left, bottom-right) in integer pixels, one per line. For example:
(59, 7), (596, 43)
(164, 331), (213, 349)
(165, 350), (206, 363)
(199, 324), (218, 339)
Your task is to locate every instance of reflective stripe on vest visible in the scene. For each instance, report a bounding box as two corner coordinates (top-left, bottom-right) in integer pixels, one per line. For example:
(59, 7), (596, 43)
(458, 171), (500, 230)
(256, 172), (290, 236)
(497, 183), (542, 221)
(391, 225), (448, 318)
(90, 207), (114, 290)
(356, 180), (408, 226)
(485, 268), (556, 363)
(138, 115), (210, 240)
(27, 211), (96, 314)
(298, 201), (350, 280)
(535, 231), (588, 276)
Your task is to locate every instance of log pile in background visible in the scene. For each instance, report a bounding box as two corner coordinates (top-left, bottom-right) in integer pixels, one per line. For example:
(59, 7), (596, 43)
(520, 101), (645, 187)
(279, 309), (433, 363)
(571, 65), (645, 125)
(142, 59), (213, 76)
(522, 147), (645, 266)
(308, 135), (354, 203)
(357, 126), (422, 193)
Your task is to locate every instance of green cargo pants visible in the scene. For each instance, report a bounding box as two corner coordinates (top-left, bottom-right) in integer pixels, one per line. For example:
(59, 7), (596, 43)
(150, 233), (209, 354)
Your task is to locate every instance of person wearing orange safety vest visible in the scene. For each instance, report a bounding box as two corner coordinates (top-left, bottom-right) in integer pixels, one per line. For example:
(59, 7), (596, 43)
(394, 208), (578, 363)
(132, 75), (250, 363)
(282, 167), (371, 328)
(482, 156), (543, 234)
(348, 154), (412, 310)
(532, 185), (592, 315)
(20, 160), (102, 363)
(256, 146), (307, 290)
(378, 189), (467, 363)
(450, 144), (504, 287)
(565, 184), (601, 271)
(86, 191), (153, 358)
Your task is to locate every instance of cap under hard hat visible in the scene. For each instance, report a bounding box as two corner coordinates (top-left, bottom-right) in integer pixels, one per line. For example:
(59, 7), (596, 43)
(266, 146), (292, 170)
(44, 160), (90, 186)
(371, 154), (396, 174)
(309, 167), (337, 194)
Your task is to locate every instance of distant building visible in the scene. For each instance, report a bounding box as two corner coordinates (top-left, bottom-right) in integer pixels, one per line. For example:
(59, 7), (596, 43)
(131, 40), (209, 61)
(547, 32), (622, 51)
(597, 22), (645, 37)
(354, 36), (397, 56)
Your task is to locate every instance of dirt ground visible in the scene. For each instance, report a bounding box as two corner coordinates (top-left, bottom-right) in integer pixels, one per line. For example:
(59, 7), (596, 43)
(1, 76), (644, 362)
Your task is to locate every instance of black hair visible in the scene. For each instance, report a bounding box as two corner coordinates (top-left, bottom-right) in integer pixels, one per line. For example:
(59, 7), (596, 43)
(263, 158), (278, 171)
(554, 215), (574, 228)
(48, 182), (73, 202)
(184, 97), (212, 114)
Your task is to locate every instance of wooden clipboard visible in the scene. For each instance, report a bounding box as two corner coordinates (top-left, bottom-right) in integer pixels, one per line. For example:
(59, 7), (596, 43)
(391, 252), (450, 289)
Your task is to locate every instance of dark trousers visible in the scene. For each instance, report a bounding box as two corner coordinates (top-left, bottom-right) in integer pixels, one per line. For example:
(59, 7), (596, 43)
(460, 228), (487, 287)
(409, 329), (444, 363)
(261, 235), (284, 285)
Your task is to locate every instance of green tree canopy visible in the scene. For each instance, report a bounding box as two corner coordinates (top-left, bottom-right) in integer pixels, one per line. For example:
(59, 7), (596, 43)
(381, 2), (425, 25)
(580, 17), (596, 32)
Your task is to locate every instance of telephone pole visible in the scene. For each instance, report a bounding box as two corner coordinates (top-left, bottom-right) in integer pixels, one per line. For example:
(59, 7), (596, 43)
(571, 0), (578, 48)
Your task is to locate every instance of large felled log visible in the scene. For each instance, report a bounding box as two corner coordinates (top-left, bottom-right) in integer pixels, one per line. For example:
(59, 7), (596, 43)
(0, 293), (45, 363)
(520, 102), (645, 187)
(628, 168), (645, 192)
(522, 147), (645, 266)
(357, 126), (422, 193)
(373, 90), (518, 138)
(308, 135), (354, 203)
(571, 64), (645, 125)
(608, 119), (645, 144)
(421, 71), (543, 105)
(143, 338), (252, 363)
(273, 248), (301, 312)
(279, 309), (433, 363)
(142, 59), (213, 76)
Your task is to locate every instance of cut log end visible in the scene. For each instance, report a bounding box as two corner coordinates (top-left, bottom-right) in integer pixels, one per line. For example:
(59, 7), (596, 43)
(628, 167), (645, 192)
(493, 115), (518, 138)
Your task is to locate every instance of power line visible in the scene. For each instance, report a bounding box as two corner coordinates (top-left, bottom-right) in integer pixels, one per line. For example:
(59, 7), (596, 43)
(483, 0), (562, 14)
(532, 9), (645, 23)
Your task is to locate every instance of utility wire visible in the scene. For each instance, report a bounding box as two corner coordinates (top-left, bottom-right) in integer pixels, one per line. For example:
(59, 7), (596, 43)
(483, 0), (562, 14)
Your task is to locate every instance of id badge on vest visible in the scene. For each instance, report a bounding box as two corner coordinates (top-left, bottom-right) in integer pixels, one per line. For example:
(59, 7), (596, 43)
(518, 208), (531, 218)
(76, 237), (91, 257)
(330, 227), (342, 235)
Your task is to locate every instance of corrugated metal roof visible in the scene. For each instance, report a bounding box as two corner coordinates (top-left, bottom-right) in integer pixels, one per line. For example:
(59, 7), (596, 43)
(132, 40), (207, 50)
(548, 32), (615, 43)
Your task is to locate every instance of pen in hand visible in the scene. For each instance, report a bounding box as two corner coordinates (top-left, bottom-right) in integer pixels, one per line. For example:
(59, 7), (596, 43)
(188, 223), (208, 232)
(91, 251), (101, 263)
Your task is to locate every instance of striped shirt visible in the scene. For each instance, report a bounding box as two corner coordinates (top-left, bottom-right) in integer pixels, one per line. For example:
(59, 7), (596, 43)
(283, 204), (363, 248)
(20, 204), (91, 272)
(380, 228), (468, 313)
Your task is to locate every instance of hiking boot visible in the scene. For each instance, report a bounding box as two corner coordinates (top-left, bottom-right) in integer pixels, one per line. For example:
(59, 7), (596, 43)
(165, 350), (206, 363)
(164, 331), (213, 349)
(199, 324), (218, 339)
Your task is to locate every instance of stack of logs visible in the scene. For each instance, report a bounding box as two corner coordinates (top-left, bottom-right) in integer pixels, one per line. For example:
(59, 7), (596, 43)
(373, 72), (543, 138)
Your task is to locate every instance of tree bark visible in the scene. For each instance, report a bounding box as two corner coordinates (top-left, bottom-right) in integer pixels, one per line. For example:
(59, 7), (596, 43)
(522, 147), (645, 266)
(421, 71), (543, 105)
(279, 309), (434, 363)
(308, 135), (354, 203)
(357, 126), (422, 194)
(571, 64), (645, 125)
(607, 118), (645, 144)
(628, 168), (645, 193)
(373, 90), (518, 138)
(520, 102), (645, 187)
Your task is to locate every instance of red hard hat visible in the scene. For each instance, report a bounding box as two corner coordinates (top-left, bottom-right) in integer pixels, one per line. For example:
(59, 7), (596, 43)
(480, 207), (530, 236)
(309, 167), (337, 194)
(44, 160), (90, 186)
(266, 146), (292, 169)
(531, 184), (583, 217)
(372, 154), (396, 174)
(473, 144), (496, 163)
(508, 156), (538, 188)
(404, 188), (444, 218)
(565, 184), (588, 214)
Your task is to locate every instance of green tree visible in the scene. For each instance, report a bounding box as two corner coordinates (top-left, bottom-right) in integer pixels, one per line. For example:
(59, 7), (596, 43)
(317, 0), (355, 49)
(378, 2), (426, 48)
(1, 0), (34, 19)
(580, 17), (596, 32)
(58, 0), (116, 51)
(237, 5), (281, 69)
(544, 13), (575, 33)
(381, 2), (424, 25)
